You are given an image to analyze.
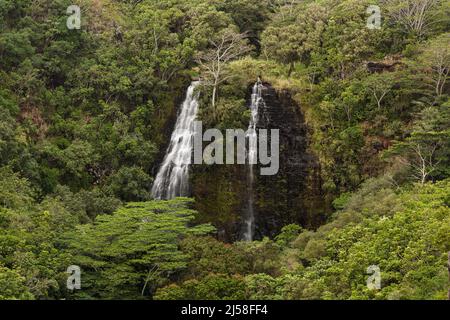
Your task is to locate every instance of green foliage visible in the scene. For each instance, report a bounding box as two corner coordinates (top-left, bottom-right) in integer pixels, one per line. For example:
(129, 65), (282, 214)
(261, 2), (329, 75)
(0, 166), (34, 209)
(0, 196), (76, 299)
(385, 98), (450, 184)
(105, 166), (153, 202)
(0, 0), (449, 301)
(179, 236), (251, 278)
(275, 224), (303, 247)
(64, 198), (215, 299)
(158, 179), (450, 300)
(154, 274), (246, 300)
(0, 265), (34, 300)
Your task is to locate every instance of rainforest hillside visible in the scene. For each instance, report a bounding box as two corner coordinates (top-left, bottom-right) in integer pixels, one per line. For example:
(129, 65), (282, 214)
(0, 0), (449, 300)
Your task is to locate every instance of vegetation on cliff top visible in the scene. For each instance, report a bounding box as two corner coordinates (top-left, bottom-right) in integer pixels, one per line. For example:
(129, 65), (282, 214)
(0, 0), (449, 299)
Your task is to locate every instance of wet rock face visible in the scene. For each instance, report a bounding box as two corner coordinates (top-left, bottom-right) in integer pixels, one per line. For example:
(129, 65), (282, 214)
(252, 83), (326, 239)
(191, 83), (328, 242)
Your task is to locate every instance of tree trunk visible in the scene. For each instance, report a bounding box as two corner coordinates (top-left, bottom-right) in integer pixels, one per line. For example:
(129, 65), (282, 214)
(212, 85), (217, 109)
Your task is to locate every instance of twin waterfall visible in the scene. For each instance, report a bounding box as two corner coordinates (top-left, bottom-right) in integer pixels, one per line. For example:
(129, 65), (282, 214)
(151, 80), (264, 241)
(151, 81), (200, 200)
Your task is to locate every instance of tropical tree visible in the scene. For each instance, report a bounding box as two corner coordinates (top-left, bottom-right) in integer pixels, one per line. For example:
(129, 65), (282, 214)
(417, 33), (450, 97)
(195, 28), (252, 110)
(64, 198), (215, 299)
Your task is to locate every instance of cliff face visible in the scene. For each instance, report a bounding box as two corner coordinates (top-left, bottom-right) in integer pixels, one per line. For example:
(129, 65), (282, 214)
(252, 83), (328, 238)
(191, 83), (329, 241)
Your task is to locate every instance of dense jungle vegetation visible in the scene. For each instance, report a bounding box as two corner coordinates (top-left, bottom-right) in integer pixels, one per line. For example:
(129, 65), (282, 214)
(0, 0), (449, 299)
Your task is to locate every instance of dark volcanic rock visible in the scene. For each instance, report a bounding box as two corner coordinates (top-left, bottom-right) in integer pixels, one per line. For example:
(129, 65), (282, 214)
(251, 83), (327, 239)
(191, 82), (329, 242)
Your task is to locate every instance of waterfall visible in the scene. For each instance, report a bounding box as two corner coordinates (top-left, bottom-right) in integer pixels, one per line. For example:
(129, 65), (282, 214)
(243, 80), (263, 241)
(151, 81), (200, 200)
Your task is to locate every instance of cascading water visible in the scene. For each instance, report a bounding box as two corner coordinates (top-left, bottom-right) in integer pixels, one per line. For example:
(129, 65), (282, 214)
(243, 80), (263, 241)
(151, 81), (200, 199)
